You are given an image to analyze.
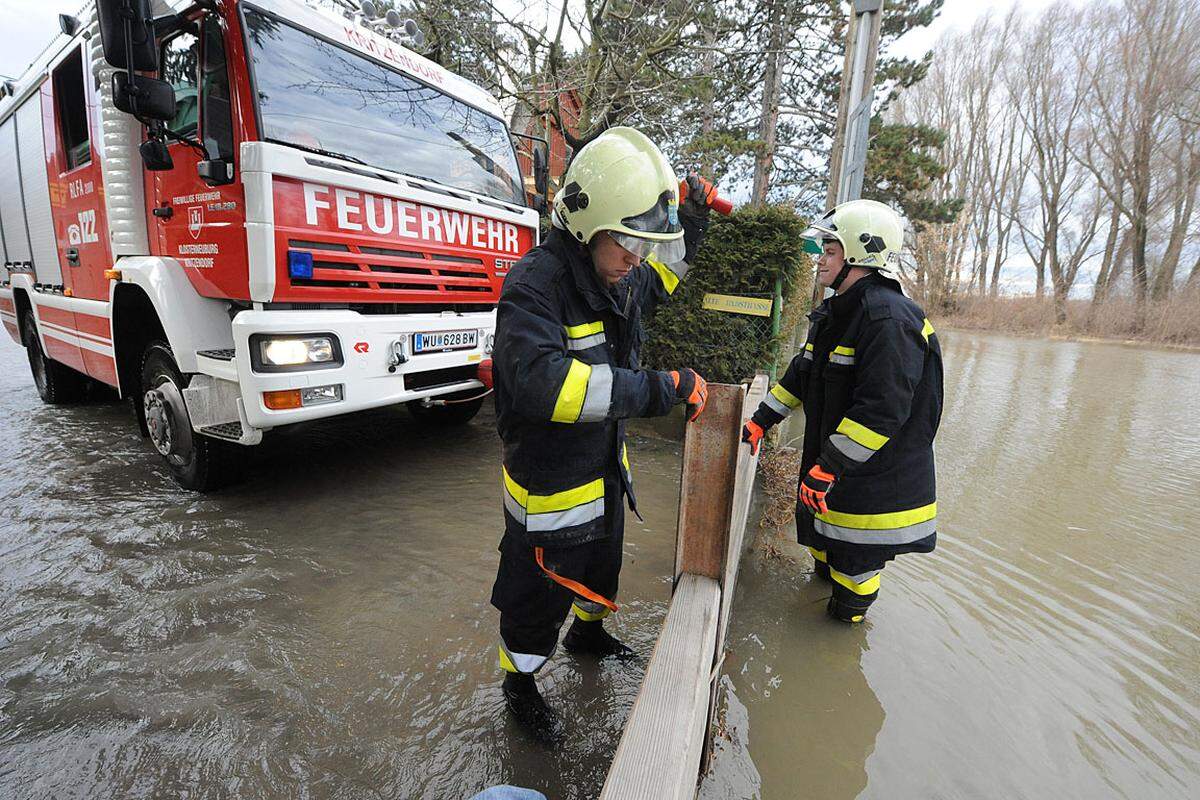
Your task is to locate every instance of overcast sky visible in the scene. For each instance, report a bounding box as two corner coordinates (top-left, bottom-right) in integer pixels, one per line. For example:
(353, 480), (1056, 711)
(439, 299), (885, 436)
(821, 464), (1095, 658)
(1, 0), (1068, 81)
(0, 0), (1072, 294)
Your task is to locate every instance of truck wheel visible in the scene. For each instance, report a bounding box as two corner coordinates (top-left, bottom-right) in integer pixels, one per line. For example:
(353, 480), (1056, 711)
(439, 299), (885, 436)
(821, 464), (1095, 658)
(21, 310), (88, 404)
(406, 391), (486, 426)
(140, 341), (241, 491)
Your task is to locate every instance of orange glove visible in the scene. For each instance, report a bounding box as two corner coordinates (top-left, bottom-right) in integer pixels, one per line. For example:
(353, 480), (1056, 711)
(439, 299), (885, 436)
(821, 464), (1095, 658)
(800, 462), (837, 515)
(741, 420), (764, 454)
(669, 369), (708, 422)
(682, 174), (717, 207)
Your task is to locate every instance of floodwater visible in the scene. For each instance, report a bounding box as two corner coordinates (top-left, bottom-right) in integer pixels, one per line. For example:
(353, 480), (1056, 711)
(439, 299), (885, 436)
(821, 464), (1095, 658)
(703, 330), (1200, 800)
(0, 331), (1197, 799)
(0, 340), (685, 800)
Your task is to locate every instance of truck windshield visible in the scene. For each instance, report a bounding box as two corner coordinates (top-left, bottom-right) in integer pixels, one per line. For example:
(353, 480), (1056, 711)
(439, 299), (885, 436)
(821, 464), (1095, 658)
(243, 10), (523, 205)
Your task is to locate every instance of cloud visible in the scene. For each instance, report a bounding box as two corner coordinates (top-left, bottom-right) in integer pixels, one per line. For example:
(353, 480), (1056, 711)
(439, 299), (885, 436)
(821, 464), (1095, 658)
(0, 1), (71, 80)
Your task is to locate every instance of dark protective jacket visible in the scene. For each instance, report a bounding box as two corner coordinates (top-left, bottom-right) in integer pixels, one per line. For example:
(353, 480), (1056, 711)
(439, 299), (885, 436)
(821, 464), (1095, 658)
(751, 273), (943, 552)
(493, 228), (686, 549)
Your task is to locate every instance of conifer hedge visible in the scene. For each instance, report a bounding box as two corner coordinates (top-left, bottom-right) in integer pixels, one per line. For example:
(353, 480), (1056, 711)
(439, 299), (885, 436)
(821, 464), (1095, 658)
(643, 205), (813, 383)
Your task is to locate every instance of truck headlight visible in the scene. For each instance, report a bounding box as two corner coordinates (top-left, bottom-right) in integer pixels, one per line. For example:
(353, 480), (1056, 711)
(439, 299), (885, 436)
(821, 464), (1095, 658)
(250, 333), (342, 372)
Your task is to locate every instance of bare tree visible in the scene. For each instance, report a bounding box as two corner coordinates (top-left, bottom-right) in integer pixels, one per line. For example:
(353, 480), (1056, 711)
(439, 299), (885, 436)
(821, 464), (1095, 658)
(1074, 0), (1200, 324)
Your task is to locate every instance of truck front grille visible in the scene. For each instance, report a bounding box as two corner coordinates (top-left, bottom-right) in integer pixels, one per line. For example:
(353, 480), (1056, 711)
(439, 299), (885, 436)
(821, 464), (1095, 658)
(286, 239), (498, 301)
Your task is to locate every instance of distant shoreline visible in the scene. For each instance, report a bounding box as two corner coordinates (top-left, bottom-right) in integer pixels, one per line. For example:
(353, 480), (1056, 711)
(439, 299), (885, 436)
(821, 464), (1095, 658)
(940, 322), (1200, 354)
(930, 295), (1200, 351)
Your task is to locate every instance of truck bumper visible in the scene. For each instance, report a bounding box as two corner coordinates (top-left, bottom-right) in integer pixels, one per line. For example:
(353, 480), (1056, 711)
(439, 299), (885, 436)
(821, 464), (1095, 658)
(200, 308), (495, 432)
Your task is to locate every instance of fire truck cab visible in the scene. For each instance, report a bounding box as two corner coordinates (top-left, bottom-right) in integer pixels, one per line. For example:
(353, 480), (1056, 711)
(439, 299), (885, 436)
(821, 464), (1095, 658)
(0, 0), (543, 489)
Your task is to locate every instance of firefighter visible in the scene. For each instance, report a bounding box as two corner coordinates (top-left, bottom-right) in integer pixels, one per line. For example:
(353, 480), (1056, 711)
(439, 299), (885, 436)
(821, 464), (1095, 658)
(741, 199), (943, 623)
(489, 127), (714, 742)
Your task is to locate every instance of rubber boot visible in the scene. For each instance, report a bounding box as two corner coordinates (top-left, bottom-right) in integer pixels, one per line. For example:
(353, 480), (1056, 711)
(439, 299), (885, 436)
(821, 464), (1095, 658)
(826, 595), (871, 624)
(502, 672), (565, 746)
(812, 559), (831, 582)
(562, 618), (637, 660)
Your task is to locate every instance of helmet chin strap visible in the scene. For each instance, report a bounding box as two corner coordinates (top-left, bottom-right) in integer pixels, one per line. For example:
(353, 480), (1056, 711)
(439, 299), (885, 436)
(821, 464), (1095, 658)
(828, 262), (854, 292)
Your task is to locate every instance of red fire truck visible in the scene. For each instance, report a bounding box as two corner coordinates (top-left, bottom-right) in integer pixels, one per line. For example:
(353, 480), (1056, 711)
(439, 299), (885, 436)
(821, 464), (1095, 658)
(0, 0), (545, 489)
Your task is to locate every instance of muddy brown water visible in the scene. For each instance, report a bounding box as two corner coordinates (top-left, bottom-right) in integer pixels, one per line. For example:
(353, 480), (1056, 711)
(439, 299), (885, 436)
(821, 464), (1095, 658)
(1, 330), (1197, 799)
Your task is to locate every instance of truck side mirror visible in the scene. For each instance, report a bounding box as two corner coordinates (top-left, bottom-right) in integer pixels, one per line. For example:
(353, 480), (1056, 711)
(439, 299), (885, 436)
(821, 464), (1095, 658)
(533, 145), (549, 198)
(96, 0), (158, 71)
(112, 72), (176, 121)
(139, 139), (174, 171)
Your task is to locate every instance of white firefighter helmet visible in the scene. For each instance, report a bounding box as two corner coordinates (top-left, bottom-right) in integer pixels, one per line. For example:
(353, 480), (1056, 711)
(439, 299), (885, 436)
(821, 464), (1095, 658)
(552, 127), (685, 264)
(801, 199), (905, 280)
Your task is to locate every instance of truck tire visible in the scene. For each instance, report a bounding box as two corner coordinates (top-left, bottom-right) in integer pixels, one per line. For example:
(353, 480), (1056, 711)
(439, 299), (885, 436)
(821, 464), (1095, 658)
(21, 310), (88, 404)
(406, 390), (486, 426)
(140, 341), (241, 491)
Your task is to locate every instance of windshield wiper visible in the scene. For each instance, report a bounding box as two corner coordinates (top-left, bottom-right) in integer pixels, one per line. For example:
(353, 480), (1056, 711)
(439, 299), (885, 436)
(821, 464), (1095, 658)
(266, 138), (370, 166)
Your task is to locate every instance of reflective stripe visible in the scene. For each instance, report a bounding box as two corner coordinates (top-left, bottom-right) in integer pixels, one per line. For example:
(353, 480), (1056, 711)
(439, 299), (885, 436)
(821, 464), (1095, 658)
(552, 359), (592, 423)
(565, 320), (604, 339)
(829, 433), (876, 463)
(526, 477), (605, 514)
(830, 568), (881, 595)
(572, 600), (611, 622)
(803, 343), (814, 361)
(499, 644), (548, 674)
(503, 467), (529, 507)
(836, 417), (889, 450)
(814, 502), (937, 545)
(818, 502), (936, 529)
(579, 363), (613, 422)
(647, 256), (682, 294)
(807, 546), (827, 563)
(770, 383), (802, 409)
(566, 321), (607, 351)
(921, 318), (935, 342)
(621, 442), (631, 474)
(527, 497), (605, 531)
(502, 487), (526, 525)
(567, 333), (606, 351)
(829, 346), (856, 366)
(764, 394), (792, 417)
(815, 516), (937, 545)
(503, 468), (606, 532)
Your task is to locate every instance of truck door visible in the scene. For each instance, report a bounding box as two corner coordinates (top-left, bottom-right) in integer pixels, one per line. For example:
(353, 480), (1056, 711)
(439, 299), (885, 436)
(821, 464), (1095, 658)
(47, 44), (112, 306)
(150, 16), (248, 299)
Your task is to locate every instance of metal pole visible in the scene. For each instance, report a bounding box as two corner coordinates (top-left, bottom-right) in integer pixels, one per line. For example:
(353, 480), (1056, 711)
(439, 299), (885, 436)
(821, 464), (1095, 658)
(810, 0), (886, 308)
(770, 274), (783, 381)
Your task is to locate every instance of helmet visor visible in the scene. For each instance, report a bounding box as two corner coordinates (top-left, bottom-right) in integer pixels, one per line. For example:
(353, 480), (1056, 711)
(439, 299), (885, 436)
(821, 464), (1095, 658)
(801, 224), (838, 255)
(611, 231), (687, 264)
(621, 190), (684, 236)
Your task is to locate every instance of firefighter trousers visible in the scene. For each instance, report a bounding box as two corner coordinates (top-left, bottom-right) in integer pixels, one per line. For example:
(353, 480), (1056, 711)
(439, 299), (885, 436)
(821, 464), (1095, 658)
(809, 546), (891, 615)
(491, 476), (625, 674)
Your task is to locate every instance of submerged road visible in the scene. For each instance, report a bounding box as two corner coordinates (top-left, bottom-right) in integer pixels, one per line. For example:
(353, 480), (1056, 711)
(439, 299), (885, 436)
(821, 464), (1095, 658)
(1, 330), (1198, 799)
(0, 340), (685, 800)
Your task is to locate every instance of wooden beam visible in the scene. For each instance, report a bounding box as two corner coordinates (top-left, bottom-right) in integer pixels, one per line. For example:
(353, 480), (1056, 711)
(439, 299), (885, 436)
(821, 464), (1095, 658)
(715, 375), (768, 652)
(674, 383), (744, 582)
(597, 574), (721, 800)
(602, 376), (768, 800)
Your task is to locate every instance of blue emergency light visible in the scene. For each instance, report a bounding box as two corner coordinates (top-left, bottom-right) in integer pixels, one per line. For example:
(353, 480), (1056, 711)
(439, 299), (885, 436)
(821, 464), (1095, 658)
(287, 250), (314, 279)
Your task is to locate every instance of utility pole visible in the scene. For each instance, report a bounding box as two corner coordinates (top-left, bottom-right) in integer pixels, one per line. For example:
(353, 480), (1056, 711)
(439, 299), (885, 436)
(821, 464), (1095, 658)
(826, 0), (886, 208)
(811, 0), (886, 307)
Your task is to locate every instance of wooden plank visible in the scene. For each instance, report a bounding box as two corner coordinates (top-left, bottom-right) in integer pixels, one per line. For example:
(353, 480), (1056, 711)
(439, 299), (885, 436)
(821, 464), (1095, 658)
(716, 374), (769, 653)
(674, 383), (744, 581)
(598, 574), (722, 800)
(602, 377), (769, 800)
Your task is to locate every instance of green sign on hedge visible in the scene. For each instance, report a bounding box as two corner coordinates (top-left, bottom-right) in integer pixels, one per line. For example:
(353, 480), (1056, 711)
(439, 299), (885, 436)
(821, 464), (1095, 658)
(702, 293), (773, 317)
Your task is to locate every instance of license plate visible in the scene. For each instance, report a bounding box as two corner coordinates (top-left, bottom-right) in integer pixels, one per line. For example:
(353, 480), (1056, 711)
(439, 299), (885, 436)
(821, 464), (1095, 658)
(412, 329), (478, 354)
